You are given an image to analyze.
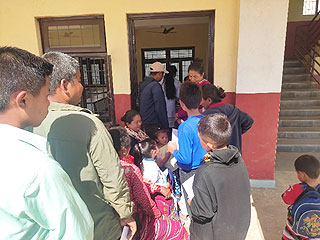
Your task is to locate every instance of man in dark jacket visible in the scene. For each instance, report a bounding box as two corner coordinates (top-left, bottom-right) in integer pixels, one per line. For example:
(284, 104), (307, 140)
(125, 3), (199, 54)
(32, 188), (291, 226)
(190, 113), (251, 240)
(139, 62), (169, 138)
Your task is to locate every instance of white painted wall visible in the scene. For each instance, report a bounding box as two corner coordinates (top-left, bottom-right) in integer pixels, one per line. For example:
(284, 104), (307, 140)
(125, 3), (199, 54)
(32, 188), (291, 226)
(236, 0), (289, 93)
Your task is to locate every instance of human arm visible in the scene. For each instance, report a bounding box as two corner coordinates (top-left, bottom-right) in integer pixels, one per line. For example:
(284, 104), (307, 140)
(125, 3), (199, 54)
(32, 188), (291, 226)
(120, 216), (137, 239)
(239, 109), (254, 134)
(155, 148), (171, 167)
(90, 120), (133, 219)
(282, 183), (304, 205)
(152, 84), (169, 129)
(190, 173), (217, 223)
(24, 160), (94, 240)
(144, 179), (171, 199)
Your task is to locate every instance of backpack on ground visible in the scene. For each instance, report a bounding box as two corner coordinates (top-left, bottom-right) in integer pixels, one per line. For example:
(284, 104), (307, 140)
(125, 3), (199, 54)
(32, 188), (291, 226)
(288, 184), (320, 238)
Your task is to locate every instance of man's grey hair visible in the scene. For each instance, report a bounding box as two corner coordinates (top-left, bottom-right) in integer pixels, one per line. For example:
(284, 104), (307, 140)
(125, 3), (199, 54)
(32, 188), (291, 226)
(41, 52), (80, 95)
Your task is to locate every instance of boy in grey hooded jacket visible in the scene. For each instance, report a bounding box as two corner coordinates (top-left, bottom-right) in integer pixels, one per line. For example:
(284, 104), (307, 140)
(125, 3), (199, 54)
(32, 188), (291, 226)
(190, 113), (251, 240)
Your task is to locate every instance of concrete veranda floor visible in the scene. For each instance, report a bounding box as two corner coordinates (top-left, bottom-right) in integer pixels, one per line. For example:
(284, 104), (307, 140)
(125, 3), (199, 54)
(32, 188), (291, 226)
(251, 152), (320, 240)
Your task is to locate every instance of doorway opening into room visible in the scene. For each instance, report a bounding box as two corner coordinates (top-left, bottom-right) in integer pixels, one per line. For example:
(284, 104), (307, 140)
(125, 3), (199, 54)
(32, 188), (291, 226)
(127, 10), (215, 109)
(38, 15), (115, 125)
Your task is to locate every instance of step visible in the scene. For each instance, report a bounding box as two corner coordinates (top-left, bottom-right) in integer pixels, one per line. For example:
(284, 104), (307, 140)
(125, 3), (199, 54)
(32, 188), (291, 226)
(281, 89), (320, 98)
(280, 98), (320, 107)
(279, 107), (320, 116)
(282, 73), (310, 82)
(279, 116), (320, 127)
(275, 152), (320, 171)
(277, 138), (320, 152)
(284, 60), (302, 68)
(283, 67), (306, 74)
(278, 127), (320, 138)
(281, 81), (318, 89)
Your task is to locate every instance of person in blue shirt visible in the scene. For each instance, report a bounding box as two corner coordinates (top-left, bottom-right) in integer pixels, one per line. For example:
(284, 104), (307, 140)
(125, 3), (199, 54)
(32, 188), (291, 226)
(0, 47), (94, 239)
(168, 81), (207, 216)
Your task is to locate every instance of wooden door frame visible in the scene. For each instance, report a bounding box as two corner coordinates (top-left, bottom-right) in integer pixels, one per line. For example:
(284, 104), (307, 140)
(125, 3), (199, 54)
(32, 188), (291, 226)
(127, 10), (215, 110)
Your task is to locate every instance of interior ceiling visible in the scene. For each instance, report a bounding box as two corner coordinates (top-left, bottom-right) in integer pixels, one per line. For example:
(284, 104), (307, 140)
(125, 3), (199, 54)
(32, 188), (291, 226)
(134, 16), (209, 29)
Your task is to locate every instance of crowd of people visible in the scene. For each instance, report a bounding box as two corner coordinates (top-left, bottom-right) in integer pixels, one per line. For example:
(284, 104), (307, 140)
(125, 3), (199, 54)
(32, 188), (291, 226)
(3, 46), (317, 240)
(0, 47), (254, 240)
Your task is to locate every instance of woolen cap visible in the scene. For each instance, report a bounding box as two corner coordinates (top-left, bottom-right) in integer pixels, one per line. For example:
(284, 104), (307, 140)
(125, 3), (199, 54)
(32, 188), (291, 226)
(150, 62), (169, 74)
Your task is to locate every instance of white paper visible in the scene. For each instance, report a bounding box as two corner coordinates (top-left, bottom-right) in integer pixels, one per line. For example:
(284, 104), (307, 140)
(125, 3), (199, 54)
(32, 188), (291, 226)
(170, 157), (178, 168)
(182, 175), (195, 200)
(120, 226), (131, 240)
(171, 129), (179, 149)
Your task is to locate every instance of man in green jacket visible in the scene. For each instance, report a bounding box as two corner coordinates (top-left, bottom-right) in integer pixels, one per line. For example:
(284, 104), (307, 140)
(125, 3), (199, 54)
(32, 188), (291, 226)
(0, 47), (94, 239)
(32, 52), (135, 240)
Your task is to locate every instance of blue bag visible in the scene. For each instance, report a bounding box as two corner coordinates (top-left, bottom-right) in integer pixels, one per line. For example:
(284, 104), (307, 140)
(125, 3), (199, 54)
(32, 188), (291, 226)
(288, 184), (320, 238)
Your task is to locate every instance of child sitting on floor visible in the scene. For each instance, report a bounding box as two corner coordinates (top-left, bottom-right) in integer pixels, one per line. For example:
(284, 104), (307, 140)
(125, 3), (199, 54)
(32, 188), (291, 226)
(154, 129), (182, 198)
(132, 139), (179, 221)
(108, 127), (189, 240)
(282, 154), (320, 240)
(154, 129), (172, 169)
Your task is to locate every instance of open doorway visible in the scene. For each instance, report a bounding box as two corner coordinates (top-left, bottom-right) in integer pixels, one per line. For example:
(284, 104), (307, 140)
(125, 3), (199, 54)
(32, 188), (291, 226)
(127, 10), (215, 109)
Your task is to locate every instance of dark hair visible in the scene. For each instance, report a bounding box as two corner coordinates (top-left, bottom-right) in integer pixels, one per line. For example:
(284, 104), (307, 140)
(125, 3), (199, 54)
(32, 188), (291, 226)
(164, 65), (177, 100)
(108, 126), (131, 153)
(131, 138), (157, 168)
(121, 110), (139, 124)
(41, 52), (79, 95)
(154, 129), (169, 139)
(202, 84), (226, 103)
(150, 72), (160, 76)
(198, 113), (232, 148)
(179, 81), (202, 109)
(0, 46), (53, 112)
(188, 59), (204, 75)
(294, 155), (320, 179)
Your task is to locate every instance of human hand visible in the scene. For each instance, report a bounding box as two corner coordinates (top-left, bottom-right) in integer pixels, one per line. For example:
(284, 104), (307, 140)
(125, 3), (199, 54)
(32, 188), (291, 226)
(167, 141), (177, 154)
(160, 186), (172, 199)
(120, 216), (137, 239)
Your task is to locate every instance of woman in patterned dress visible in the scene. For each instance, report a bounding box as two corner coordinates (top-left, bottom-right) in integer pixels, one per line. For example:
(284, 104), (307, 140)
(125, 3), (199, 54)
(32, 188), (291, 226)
(109, 127), (189, 240)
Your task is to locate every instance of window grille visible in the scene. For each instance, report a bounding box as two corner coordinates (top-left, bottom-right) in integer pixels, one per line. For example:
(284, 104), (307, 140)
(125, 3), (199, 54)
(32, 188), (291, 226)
(303, 0), (320, 15)
(141, 47), (194, 82)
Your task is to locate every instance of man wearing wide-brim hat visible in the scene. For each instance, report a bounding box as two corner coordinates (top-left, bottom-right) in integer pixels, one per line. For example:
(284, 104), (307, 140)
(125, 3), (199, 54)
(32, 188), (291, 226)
(139, 61), (169, 139)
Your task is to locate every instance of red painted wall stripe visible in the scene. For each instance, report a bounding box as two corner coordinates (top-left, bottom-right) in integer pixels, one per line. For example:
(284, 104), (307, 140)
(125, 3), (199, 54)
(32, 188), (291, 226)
(114, 94), (131, 125)
(224, 92), (236, 105)
(236, 93), (281, 180)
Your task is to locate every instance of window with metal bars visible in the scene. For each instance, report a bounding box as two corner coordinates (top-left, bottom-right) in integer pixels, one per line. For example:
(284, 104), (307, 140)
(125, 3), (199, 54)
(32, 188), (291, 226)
(303, 0), (320, 15)
(141, 47), (194, 82)
(38, 16), (115, 124)
(79, 57), (114, 124)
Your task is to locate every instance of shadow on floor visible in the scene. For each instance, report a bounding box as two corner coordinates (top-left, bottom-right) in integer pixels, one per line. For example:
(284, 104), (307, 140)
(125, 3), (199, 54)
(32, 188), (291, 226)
(251, 152), (320, 240)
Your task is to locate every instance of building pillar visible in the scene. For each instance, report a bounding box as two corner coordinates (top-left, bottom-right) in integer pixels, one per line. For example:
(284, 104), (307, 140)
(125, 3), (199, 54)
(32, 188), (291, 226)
(236, 0), (289, 187)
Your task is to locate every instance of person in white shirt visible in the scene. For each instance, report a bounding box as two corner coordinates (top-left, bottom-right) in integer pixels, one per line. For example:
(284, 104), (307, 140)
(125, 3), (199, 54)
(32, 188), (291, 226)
(162, 65), (180, 128)
(0, 46), (94, 240)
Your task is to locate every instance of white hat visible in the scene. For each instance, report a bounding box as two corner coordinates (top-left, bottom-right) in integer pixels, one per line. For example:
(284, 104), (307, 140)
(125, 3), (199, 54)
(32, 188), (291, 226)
(150, 62), (169, 74)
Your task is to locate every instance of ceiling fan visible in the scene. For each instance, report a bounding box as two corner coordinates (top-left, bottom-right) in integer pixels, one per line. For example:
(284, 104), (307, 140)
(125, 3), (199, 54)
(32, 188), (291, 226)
(147, 27), (176, 34)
